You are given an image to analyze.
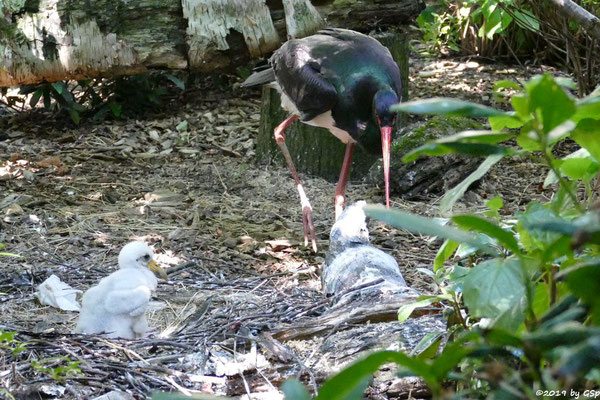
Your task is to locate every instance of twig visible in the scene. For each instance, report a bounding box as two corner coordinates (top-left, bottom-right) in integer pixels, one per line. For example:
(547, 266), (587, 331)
(166, 260), (198, 276)
(0, 195), (23, 211)
(212, 163), (229, 193)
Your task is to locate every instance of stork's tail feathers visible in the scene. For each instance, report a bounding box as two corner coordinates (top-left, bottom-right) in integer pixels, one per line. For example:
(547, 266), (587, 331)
(241, 67), (276, 88)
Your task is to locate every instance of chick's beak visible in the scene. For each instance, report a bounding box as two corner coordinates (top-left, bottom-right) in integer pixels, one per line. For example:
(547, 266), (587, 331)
(148, 260), (168, 280)
(380, 126), (392, 208)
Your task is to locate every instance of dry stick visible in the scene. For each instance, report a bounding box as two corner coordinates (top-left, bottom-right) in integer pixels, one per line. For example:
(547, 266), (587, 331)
(166, 260), (197, 276)
(499, 35), (523, 68)
(124, 370), (150, 393)
(306, 322), (344, 367)
(165, 375), (193, 396)
(0, 194), (23, 210)
(212, 163), (228, 193)
(329, 278), (385, 305)
(129, 339), (195, 350)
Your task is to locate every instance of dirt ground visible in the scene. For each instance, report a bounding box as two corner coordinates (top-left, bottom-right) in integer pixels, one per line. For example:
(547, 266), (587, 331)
(0, 53), (561, 399)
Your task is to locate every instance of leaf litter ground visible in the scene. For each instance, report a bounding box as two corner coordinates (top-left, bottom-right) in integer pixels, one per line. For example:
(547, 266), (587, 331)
(0, 55), (566, 399)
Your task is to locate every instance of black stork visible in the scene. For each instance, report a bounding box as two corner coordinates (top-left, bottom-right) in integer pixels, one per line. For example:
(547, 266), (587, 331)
(242, 28), (402, 252)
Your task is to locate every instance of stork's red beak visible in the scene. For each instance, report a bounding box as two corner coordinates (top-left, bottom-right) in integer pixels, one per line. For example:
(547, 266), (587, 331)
(381, 126), (392, 208)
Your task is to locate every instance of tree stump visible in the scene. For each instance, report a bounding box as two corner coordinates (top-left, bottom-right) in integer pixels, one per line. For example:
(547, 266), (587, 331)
(255, 31), (410, 181)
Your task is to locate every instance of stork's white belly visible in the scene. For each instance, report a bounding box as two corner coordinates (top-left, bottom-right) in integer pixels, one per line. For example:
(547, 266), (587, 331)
(272, 83), (356, 145)
(304, 111), (355, 144)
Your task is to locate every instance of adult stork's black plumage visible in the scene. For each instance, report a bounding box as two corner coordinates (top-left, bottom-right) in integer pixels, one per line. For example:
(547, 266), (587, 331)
(242, 28), (402, 251)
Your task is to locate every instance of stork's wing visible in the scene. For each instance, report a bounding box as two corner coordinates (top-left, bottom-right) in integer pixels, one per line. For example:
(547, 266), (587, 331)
(240, 65), (276, 88)
(270, 41), (338, 121)
(316, 27), (367, 42)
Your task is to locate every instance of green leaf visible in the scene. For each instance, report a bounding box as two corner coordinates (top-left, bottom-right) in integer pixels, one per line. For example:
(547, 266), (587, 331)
(411, 332), (445, 358)
(556, 336), (600, 379)
(528, 74), (576, 134)
(559, 157), (599, 183)
(0, 331), (18, 342)
(547, 120), (576, 145)
(51, 81), (67, 94)
(434, 239), (459, 271)
(481, 6), (512, 39)
(493, 80), (522, 92)
(517, 128), (543, 151)
(282, 379), (311, 400)
(461, 258), (526, 331)
(539, 295), (579, 325)
(398, 295), (447, 322)
(512, 9), (540, 32)
(43, 90), (51, 109)
(518, 203), (565, 248)
(541, 235), (572, 264)
(525, 221), (576, 236)
(364, 205), (496, 255)
(402, 142), (513, 163)
(29, 88), (43, 108)
(109, 101), (122, 118)
(439, 155), (504, 214)
(71, 102), (87, 112)
(489, 112), (524, 130)
(0, 252), (22, 257)
(437, 130), (515, 144)
(511, 93), (529, 119)
(486, 196), (503, 212)
(573, 96), (600, 123)
(19, 84), (38, 95)
(165, 74), (185, 90)
(523, 322), (600, 351)
(452, 215), (520, 254)
(571, 119), (600, 162)
(68, 109), (80, 125)
(483, 329), (523, 348)
(315, 351), (437, 400)
(544, 148), (595, 188)
(563, 263), (600, 322)
(532, 282), (551, 320)
(555, 77), (578, 90)
(430, 333), (481, 379)
(176, 120), (188, 132)
(391, 98), (506, 117)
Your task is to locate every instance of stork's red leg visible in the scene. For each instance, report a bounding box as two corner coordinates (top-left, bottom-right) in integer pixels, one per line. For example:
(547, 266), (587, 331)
(274, 115), (317, 252)
(334, 142), (355, 219)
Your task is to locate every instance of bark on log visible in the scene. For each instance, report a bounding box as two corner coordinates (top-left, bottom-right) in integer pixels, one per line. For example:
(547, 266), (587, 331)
(283, 0), (325, 39)
(182, 0), (280, 70)
(255, 32), (410, 181)
(0, 0), (423, 87)
(547, 0), (600, 41)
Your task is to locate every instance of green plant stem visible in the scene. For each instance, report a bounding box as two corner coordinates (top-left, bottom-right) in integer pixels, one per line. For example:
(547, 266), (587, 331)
(543, 149), (585, 213)
(452, 292), (468, 329)
(550, 265), (558, 305)
(584, 181), (593, 208)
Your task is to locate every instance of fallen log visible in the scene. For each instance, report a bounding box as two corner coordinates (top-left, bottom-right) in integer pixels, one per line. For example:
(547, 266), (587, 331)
(271, 202), (441, 342)
(0, 0), (423, 87)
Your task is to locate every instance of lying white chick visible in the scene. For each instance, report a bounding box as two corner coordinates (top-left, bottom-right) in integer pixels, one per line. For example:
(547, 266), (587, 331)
(75, 241), (168, 339)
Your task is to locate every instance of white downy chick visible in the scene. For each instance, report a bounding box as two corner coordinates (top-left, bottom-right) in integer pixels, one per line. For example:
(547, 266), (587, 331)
(75, 241), (168, 339)
(322, 201), (410, 305)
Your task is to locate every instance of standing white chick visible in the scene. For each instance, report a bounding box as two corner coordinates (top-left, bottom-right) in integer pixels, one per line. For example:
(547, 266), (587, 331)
(75, 241), (168, 339)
